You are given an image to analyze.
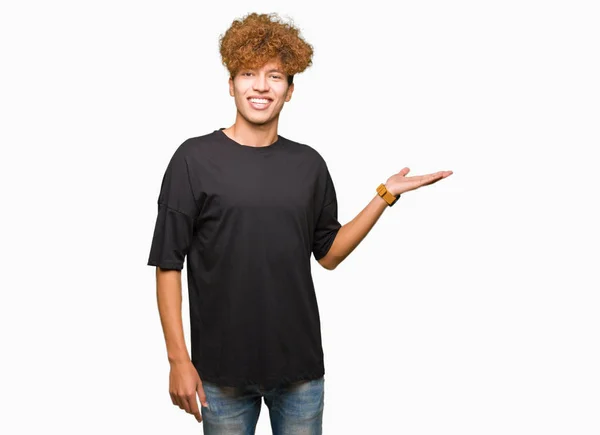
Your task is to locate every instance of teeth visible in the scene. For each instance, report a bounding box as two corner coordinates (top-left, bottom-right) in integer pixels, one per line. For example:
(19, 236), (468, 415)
(250, 98), (270, 104)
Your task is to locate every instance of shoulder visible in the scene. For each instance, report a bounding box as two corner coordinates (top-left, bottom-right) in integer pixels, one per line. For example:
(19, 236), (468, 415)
(279, 135), (328, 167)
(164, 131), (222, 169)
(176, 131), (220, 156)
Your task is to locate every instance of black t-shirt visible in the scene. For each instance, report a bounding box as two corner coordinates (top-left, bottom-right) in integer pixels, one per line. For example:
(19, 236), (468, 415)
(147, 129), (341, 388)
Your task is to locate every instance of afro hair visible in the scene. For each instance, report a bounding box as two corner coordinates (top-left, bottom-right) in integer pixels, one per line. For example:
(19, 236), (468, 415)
(219, 13), (314, 84)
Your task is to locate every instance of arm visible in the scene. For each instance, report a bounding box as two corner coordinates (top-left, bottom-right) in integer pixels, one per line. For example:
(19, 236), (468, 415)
(148, 145), (207, 421)
(317, 194), (387, 270)
(155, 267), (208, 422)
(156, 267), (190, 364)
(317, 167), (453, 270)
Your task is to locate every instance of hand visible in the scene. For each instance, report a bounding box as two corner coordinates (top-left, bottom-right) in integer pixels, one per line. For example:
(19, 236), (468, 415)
(385, 167), (453, 196)
(169, 360), (209, 423)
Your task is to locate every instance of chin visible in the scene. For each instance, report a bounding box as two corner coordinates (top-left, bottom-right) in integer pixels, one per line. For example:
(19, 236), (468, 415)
(243, 114), (274, 126)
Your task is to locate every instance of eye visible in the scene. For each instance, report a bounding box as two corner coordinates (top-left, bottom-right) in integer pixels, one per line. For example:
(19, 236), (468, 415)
(270, 75), (282, 80)
(242, 72), (253, 77)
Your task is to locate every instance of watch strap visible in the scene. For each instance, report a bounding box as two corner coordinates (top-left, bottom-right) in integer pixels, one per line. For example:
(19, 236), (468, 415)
(377, 183), (400, 206)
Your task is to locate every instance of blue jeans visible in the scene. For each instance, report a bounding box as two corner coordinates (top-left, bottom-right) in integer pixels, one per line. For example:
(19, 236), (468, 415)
(201, 376), (325, 435)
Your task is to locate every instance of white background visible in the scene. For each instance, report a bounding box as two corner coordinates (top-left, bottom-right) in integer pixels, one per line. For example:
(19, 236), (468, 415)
(1, 0), (599, 434)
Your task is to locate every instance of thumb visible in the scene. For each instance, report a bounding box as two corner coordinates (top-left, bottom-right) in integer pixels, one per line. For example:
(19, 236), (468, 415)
(197, 381), (209, 408)
(399, 167), (410, 176)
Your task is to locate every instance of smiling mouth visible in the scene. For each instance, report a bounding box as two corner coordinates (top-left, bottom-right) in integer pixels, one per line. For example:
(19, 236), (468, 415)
(248, 98), (272, 110)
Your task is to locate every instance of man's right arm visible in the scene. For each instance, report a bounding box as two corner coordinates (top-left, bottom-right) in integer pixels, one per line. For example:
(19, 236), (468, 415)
(156, 267), (190, 364)
(155, 267), (208, 423)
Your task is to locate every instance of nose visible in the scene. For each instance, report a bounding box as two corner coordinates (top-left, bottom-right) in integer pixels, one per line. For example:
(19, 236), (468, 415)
(252, 74), (269, 92)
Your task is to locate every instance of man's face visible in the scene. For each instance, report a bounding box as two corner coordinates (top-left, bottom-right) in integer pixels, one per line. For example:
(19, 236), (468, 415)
(229, 59), (294, 126)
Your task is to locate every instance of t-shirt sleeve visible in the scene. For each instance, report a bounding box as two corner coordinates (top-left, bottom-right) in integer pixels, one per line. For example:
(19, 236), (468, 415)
(312, 160), (342, 261)
(147, 142), (202, 270)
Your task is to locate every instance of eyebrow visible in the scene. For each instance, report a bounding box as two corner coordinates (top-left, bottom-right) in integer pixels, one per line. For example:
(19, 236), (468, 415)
(239, 68), (284, 75)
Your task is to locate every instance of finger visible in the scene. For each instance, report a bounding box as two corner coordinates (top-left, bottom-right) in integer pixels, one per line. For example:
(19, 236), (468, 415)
(420, 172), (444, 186)
(399, 167), (410, 176)
(184, 393), (196, 414)
(425, 171), (453, 184)
(435, 170), (453, 178)
(429, 172), (445, 183)
(169, 392), (178, 406)
(175, 393), (186, 410)
(197, 383), (209, 408)
(187, 395), (202, 423)
(174, 390), (188, 410)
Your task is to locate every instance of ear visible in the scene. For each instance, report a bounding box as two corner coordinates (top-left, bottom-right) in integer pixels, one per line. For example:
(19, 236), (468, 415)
(285, 83), (294, 102)
(229, 77), (234, 97)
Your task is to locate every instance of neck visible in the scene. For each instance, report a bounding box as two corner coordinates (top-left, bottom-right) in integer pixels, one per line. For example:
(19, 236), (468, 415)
(224, 115), (280, 147)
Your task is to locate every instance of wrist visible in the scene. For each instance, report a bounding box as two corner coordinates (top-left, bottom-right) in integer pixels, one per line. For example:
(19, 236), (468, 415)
(384, 184), (393, 196)
(377, 183), (401, 207)
(384, 183), (401, 197)
(168, 354), (191, 365)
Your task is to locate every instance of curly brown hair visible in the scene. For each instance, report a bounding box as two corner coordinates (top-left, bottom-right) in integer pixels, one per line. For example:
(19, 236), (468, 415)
(219, 12), (314, 85)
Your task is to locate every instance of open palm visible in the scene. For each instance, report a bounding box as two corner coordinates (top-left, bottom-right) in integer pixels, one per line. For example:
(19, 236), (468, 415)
(386, 167), (453, 196)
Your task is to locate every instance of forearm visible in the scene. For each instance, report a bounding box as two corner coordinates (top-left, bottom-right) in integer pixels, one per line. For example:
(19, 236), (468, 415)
(155, 267), (191, 364)
(322, 193), (389, 269)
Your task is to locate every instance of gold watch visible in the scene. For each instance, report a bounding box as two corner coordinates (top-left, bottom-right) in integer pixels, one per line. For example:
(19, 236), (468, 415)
(376, 183), (400, 206)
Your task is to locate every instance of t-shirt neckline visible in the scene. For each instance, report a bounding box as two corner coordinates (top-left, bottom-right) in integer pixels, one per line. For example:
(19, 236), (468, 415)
(216, 128), (282, 152)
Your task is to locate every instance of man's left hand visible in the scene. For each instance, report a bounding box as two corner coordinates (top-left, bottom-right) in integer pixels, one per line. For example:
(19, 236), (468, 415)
(385, 167), (453, 196)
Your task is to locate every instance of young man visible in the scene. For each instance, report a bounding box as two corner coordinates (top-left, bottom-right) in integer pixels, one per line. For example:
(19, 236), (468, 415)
(147, 12), (452, 435)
